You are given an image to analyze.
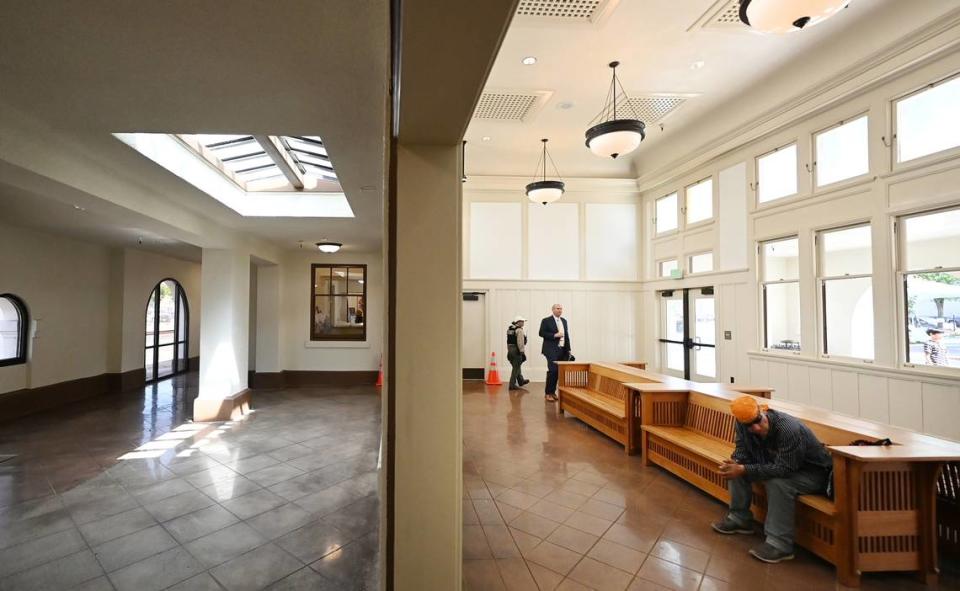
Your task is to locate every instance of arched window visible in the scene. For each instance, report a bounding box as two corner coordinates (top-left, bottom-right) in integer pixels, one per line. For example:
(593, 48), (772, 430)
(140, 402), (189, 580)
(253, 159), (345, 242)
(145, 280), (189, 382)
(0, 294), (29, 367)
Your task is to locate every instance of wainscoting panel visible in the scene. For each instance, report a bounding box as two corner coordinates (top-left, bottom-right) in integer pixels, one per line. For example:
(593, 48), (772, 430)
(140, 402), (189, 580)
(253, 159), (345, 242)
(749, 354), (960, 441)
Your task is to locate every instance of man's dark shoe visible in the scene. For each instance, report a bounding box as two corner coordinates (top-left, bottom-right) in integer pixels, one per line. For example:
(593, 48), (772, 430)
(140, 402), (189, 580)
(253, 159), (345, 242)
(711, 518), (753, 535)
(520, 379), (530, 386)
(749, 542), (794, 563)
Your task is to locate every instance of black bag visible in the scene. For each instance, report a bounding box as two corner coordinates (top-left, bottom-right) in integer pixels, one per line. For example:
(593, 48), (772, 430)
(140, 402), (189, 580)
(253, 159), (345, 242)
(850, 438), (892, 446)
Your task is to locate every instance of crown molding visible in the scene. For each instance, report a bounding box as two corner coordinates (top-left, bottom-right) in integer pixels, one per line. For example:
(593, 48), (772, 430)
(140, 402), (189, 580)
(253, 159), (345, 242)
(464, 174), (640, 194)
(636, 9), (960, 194)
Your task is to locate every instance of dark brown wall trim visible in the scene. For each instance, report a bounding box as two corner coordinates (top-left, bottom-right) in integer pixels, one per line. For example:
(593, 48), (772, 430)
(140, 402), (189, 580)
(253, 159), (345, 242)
(0, 356), (201, 423)
(248, 370), (379, 389)
(0, 373), (110, 423)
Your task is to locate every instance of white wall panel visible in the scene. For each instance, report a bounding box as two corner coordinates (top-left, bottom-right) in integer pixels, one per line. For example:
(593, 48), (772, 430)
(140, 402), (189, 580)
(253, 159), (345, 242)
(749, 357), (768, 387)
(857, 374), (889, 424)
(585, 204), (638, 281)
(788, 364), (810, 404)
(767, 362), (790, 400)
(888, 379), (923, 432)
(469, 202), (521, 279)
(922, 382), (960, 441)
(718, 162), (748, 271)
(831, 371), (860, 416)
(808, 367), (831, 409)
(528, 203), (580, 280)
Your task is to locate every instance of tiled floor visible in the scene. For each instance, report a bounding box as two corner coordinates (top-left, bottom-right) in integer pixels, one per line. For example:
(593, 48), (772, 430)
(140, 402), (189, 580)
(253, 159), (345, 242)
(463, 381), (960, 591)
(0, 373), (381, 590)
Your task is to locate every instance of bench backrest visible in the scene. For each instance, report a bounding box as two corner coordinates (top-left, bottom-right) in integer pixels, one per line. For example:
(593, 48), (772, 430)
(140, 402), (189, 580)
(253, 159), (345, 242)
(682, 392), (878, 446)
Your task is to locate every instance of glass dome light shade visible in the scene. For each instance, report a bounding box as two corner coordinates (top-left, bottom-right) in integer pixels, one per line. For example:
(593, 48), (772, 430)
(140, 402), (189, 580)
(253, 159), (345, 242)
(739, 0), (851, 34)
(585, 119), (645, 159)
(316, 241), (342, 253)
(525, 180), (564, 205)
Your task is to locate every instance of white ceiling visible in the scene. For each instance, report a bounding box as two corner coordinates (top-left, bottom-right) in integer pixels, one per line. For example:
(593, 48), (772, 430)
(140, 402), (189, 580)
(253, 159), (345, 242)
(0, 0), (388, 256)
(465, 0), (960, 180)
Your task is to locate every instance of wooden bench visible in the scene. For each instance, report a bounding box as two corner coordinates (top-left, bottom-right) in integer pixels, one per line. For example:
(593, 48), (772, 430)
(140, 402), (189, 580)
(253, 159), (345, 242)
(632, 385), (960, 587)
(555, 363), (773, 455)
(556, 362), (653, 454)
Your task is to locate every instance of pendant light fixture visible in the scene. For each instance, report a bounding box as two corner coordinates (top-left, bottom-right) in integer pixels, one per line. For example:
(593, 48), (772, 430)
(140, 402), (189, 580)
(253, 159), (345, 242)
(585, 61), (645, 160)
(739, 0), (851, 34)
(316, 240), (342, 253)
(525, 138), (564, 205)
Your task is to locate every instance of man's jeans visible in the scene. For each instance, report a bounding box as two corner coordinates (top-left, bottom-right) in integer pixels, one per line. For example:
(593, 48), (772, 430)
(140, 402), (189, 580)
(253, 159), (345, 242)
(727, 468), (829, 553)
(507, 346), (523, 388)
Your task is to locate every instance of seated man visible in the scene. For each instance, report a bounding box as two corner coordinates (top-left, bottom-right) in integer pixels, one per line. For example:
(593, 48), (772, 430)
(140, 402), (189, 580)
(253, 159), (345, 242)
(711, 396), (833, 564)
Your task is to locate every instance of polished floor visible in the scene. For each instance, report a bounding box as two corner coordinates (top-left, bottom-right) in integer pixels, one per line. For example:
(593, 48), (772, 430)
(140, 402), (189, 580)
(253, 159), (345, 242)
(0, 373), (380, 591)
(463, 381), (960, 591)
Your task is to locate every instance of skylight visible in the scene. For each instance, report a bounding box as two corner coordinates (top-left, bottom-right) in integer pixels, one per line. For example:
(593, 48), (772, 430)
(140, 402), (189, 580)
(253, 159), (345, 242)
(178, 134), (341, 193)
(114, 133), (353, 218)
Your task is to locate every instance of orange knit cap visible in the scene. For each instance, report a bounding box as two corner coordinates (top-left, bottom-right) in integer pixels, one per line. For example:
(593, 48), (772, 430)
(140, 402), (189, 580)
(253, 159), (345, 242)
(730, 395), (766, 423)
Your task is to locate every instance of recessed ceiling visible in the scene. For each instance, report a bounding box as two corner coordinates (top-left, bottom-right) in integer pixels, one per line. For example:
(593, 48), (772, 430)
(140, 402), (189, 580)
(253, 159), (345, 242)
(0, 1), (388, 254)
(465, 0), (959, 180)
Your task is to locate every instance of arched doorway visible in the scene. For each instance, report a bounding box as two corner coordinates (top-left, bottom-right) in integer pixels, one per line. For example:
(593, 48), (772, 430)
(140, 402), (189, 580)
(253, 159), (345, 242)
(145, 279), (189, 382)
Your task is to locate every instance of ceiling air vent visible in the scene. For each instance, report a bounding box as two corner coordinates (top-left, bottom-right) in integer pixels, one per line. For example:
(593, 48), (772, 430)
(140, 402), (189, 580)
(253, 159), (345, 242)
(473, 90), (553, 123)
(623, 95), (692, 124)
(688, 0), (749, 31)
(514, 0), (621, 25)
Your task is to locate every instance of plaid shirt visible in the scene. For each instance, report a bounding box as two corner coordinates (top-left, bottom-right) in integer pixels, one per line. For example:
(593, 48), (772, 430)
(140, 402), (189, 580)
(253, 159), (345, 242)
(732, 409), (833, 481)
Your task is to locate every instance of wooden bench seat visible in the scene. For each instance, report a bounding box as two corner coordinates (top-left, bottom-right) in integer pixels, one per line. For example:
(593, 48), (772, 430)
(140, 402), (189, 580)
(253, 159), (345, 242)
(631, 386), (960, 587)
(556, 362), (653, 454)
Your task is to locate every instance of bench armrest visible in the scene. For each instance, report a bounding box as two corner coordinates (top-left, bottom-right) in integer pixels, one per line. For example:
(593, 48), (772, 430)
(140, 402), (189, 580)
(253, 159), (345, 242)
(638, 390), (689, 427)
(557, 363), (590, 388)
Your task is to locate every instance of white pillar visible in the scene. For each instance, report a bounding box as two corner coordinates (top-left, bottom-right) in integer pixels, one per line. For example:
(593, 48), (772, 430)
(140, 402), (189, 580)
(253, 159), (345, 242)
(196, 248), (250, 420)
(393, 143), (462, 589)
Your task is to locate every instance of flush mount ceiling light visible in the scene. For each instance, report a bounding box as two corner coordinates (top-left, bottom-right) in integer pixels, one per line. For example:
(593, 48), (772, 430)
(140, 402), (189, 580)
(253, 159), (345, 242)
(521, 56), (537, 65)
(585, 61), (645, 159)
(525, 138), (565, 205)
(739, 0), (851, 33)
(316, 240), (342, 253)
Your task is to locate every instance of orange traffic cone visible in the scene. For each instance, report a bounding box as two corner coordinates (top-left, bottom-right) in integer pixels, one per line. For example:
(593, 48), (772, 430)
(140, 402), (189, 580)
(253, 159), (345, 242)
(485, 352), (503, 386)
(376, 357), (383, 387)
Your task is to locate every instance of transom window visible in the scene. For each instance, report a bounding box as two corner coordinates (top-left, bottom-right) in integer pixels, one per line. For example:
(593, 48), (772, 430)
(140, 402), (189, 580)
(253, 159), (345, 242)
(685, 178), (713, 225)
(655, 192), (678, 234)
(688, 252), (714, 274)
(757, 143), (798, 204)
(895, 74), (960, 164)
(659, 259), (679, 278)
(312, 264), (367, 341)
(0, 294), (28, 367)
(900, 206), (960, 369)
(760, 237), (801, 351)
(814, 115), (869, 188)
(818, 224), (874, 360)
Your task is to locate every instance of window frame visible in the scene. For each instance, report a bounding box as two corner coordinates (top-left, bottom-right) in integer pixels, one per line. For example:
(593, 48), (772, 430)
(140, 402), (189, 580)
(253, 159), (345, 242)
(758, 236), (802, 353)
(310, 263), (368, 342)
(687, 251), (714, 275)
(892, 71), (960, 170)
(144, 279), (190, 382)
(0, 293), (29, 367)
(654, 192), (679, 236)
(812, 113), (871, 191)
(683, 176), (715, 229)
(897, 204), (960, 374)
(755, 141), (800, 207)
(816, 222), (874, 362)
(658, 258), (680, 278)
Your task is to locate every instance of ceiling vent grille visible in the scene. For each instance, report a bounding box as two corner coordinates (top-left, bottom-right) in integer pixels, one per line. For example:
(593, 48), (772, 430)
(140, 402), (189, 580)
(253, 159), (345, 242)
(514, 0), (620, 25)
(623, 95), (691, 124)
(473, 90), (552, 122)
(689, 0), (748, 31)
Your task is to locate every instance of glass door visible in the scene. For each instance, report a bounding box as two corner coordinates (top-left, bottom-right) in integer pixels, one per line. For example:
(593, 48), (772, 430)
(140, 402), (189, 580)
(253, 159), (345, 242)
(657, 287), (717, 381)
(658, 291), (686, 378)
(145, 279), (189, 382)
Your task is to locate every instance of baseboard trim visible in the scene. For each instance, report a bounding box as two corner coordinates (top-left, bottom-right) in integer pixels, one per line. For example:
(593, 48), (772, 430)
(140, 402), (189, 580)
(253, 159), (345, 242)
(249, 370), (378, 389)
(0, 356), (201, 423)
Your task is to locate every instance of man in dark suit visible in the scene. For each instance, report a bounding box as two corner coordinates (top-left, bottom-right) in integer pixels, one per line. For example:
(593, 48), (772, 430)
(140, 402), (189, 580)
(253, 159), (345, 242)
(539, 303), (571, 402)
